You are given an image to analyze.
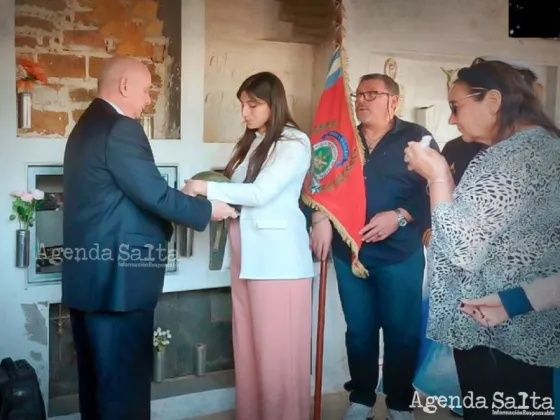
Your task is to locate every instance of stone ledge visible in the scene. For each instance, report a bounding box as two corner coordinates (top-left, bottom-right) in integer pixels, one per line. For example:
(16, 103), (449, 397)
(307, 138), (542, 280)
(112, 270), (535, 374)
(48, 369), (235, 418)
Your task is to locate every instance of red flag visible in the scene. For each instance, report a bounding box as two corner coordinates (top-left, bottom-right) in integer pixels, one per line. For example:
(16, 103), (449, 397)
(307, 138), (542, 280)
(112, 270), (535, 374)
(302, 46), (368, 277)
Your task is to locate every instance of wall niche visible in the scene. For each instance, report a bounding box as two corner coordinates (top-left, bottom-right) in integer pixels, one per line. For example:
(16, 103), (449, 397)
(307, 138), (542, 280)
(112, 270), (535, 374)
(48, 288), (234, 416)
(14, 0), (182, 139)
(203, 0), (336, 144)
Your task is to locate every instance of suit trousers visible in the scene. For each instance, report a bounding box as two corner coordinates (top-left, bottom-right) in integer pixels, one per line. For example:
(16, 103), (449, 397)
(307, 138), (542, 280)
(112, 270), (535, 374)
(70, 308), (154, 420)
(228, 219), (313, 420)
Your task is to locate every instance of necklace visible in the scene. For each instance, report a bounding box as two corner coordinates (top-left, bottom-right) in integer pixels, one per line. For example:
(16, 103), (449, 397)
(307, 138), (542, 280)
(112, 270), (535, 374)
(365, 131), (388, 151)
(363, 119), (394, 151)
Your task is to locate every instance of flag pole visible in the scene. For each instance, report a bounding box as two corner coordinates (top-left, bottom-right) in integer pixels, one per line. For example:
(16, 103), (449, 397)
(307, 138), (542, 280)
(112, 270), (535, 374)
(313, 259), (328, 420)
(313, 3), (351, 418)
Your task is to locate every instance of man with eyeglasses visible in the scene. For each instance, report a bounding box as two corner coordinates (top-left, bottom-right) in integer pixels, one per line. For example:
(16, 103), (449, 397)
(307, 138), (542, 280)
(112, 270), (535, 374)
(422, 56), (541, 247)
(310, 73), (438, 420)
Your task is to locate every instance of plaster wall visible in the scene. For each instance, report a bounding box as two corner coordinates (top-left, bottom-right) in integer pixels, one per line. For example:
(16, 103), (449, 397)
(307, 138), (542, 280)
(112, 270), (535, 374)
(344, 0), (560, 135)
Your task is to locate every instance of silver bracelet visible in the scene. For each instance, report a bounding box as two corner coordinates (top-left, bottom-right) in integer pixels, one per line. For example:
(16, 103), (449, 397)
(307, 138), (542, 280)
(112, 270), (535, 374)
(426, 179), (450, 195)
(312, 215), (328, 225)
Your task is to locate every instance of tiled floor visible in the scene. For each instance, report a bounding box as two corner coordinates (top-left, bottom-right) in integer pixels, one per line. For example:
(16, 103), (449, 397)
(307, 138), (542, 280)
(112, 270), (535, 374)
(191, 392), (458, 419)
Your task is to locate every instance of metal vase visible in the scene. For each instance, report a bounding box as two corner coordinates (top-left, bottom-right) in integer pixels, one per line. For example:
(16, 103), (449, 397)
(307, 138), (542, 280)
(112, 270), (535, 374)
(194, 343), (207, 377)
(18, 92), (32, 129)
(15, 229), (30, 268)
(178, 225), (194, 257)
(139, 115), (154, 139)
(153, 349), (165, 383)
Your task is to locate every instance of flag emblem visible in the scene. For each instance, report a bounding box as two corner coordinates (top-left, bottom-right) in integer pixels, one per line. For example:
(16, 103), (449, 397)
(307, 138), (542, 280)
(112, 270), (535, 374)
(311, 131), (350, 193)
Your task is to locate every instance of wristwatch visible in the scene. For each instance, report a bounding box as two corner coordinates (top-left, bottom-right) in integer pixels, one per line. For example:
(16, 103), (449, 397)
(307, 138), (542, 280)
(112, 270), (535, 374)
(395, 209), (408, 228)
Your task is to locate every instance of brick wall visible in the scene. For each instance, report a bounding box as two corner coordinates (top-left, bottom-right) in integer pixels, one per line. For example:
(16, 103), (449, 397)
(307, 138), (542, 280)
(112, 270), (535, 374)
(15, 0), (181, 139)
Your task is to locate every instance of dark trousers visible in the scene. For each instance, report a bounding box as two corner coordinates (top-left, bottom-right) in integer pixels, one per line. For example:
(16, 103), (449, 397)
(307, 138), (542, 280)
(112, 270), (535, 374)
(454, 346), (555, 419)
(70, 308), (154, 420)
(333, 248), (424, 410)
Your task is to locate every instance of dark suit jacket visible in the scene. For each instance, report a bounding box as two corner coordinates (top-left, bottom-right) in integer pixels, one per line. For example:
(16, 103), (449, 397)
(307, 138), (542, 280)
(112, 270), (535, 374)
(62, 98), (212, 312)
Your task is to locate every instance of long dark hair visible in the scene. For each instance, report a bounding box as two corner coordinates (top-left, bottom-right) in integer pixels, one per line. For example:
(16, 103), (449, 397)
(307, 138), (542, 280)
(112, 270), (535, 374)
(223, 72), (299, 182)
(455, 61), (560, 142)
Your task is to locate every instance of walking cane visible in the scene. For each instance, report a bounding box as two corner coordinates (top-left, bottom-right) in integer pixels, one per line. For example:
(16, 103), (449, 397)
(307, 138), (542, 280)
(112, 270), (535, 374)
(313, 259), (328, 420)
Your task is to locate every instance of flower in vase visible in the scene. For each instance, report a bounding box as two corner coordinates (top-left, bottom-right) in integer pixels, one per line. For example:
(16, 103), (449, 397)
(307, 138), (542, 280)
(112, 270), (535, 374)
(16, 58), (47, 93)
(153, 327), (172, 352)
(9, 189), (44, 230)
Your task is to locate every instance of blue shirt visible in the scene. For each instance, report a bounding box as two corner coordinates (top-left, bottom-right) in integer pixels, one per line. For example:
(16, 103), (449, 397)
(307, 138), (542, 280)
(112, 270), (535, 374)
(331, 117), (439, 266)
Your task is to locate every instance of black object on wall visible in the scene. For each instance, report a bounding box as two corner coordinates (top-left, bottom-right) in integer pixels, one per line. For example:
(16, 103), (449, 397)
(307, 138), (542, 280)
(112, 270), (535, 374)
(508, 0), (560, 39)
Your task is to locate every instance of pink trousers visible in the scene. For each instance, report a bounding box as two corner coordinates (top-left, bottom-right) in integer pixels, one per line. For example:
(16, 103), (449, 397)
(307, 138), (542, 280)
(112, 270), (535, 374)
(228, 219), (312, 420)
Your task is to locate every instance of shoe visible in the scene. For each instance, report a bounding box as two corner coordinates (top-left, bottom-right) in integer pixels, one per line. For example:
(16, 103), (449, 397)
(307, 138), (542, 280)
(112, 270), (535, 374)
(387, 409), (416, 420)
(343, 402), (375, 420)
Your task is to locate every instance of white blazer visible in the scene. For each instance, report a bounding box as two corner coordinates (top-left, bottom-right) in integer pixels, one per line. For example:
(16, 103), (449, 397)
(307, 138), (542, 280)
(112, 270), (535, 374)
(206, 126), (315, 280)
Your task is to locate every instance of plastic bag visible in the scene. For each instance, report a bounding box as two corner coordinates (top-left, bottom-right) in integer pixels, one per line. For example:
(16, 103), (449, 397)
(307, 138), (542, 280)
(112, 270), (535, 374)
(412, 293), (463, 415)
(412, 248), (463, 415)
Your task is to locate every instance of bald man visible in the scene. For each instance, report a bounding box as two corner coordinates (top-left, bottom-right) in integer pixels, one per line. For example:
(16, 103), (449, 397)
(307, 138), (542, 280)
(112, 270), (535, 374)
(62, 56), (237, 420)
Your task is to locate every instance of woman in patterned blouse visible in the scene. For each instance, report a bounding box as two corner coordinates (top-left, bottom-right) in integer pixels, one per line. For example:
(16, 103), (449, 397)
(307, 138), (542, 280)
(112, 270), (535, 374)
(405, 60), (560, 419)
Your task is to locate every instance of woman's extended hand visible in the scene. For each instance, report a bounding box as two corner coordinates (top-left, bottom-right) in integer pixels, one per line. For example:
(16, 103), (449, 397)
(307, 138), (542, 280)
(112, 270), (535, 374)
(182, 179), (207, 197)
(459, 294), (510, 327)
(404, 141), (450, 181)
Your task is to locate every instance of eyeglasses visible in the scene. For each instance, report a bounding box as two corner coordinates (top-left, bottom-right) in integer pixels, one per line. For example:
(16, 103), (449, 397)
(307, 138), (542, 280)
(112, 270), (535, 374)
(448, 90), (486, 116)
(351, 91), (391, 101)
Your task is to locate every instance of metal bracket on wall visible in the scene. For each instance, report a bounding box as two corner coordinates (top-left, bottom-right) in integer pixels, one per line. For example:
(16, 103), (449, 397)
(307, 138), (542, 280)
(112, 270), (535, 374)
(177, 224), (194, 257)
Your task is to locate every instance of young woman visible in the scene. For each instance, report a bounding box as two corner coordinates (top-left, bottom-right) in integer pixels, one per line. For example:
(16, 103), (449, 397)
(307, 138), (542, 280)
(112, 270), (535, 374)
(184, 72), (315, 420)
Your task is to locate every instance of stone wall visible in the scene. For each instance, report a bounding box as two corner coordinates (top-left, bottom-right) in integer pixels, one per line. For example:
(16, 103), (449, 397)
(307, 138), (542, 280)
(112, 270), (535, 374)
(15, 0), (181, 138)
(49, 288), (234, 401)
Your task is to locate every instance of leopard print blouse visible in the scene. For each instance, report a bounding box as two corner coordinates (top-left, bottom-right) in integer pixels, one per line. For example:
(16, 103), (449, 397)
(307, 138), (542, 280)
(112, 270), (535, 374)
(426, 126), (560, 367)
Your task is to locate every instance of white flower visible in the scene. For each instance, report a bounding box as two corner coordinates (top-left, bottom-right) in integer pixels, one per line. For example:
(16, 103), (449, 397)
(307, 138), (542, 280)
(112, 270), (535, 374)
(30, 189), (44, 200)
(21, 193), (33, 203)
(16, 64), (27, 80)
(153, 327), (172, 349)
